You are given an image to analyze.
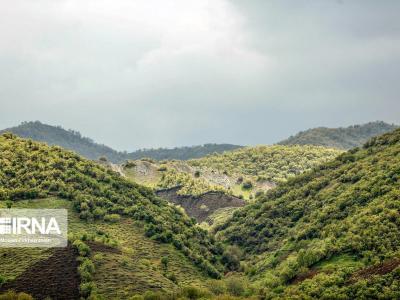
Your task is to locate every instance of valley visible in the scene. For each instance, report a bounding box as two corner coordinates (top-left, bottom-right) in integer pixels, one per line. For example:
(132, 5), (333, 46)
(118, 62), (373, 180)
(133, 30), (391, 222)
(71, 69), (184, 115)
(0, 125), (399, 299)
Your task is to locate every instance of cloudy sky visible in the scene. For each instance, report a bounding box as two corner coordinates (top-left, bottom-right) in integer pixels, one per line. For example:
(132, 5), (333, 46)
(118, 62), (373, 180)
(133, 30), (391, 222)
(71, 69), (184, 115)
(1, 0), (399, 150)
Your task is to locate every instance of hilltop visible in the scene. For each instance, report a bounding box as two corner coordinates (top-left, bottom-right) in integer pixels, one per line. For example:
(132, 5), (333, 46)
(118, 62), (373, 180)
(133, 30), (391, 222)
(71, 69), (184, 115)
(278, 121), (398, 149)
(217, 128), (400, 299)
(0, 121), (242, 162)
(0, 121), (123, 162)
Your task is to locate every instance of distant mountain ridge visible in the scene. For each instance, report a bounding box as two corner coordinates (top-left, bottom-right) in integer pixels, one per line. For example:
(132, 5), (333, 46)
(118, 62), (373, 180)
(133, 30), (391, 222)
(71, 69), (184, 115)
(0, 121), (242, 162)
(278, 121), (398, 149)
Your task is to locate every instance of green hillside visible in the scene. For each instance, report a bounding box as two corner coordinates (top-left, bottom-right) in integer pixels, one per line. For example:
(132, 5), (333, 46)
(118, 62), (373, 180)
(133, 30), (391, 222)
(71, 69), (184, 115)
(189, 145), (341, 184)
(1, 121), (242, 162)
(122, 145), (341, 200)
(217, 128), (400, 299)
(0, 121), (123, 162)
(278, 121), (398, 149)
(0, 133), (235, 298)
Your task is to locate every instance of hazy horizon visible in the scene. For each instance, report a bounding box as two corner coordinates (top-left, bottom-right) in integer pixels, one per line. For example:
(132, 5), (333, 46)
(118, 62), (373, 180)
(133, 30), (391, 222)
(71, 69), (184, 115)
(1, 0), (399, 150)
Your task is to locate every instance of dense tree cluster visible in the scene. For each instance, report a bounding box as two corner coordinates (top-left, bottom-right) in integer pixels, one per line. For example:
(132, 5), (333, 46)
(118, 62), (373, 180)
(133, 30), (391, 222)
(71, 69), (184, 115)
(129, 143), (243, 161)
(189, 145), (340, 184)
(278, 121), (398, 149)
(0, 133), (224, 278)
(217, 128), (400, 298)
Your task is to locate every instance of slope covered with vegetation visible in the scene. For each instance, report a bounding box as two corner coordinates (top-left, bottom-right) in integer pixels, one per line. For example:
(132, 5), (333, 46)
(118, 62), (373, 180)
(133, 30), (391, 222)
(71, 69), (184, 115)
(123, 145), (341, 200)
(217, 128), (400, 299)
(189, 145), (341, 184)
(278, 121), (398, 149)
(1, 121), (242, 162)
(0, 121), (124, 162)
(0, 133), (224, 281)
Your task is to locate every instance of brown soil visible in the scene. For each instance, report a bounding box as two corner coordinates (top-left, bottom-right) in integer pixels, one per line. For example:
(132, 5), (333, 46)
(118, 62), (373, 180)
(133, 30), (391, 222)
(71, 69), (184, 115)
(349, 259), (400, 283)
(290, 269), (319, 284)
(87, 241), (121, 254)
(0, 245), (80, 300)
(156, 186), (246, 222)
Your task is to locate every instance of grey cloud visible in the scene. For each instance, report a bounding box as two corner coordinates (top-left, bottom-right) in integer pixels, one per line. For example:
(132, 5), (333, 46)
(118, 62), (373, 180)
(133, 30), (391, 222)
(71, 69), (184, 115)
(0, 0), (399, 150)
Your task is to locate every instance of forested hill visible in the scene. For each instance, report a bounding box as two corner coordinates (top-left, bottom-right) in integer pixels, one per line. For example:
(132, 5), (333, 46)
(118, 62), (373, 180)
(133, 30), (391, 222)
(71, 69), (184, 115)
(278, 121), (398, 149)
(0, 132), (224, 278)
(129, 143), (242, 160)
(0, 121), (242, 162)
(0, 121), (123, 162)
(217, 128), (400, 299)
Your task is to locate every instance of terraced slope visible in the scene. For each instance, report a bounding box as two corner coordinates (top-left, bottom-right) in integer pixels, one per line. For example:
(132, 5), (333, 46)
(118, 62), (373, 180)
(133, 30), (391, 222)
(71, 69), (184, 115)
(217, 128), (400, 299)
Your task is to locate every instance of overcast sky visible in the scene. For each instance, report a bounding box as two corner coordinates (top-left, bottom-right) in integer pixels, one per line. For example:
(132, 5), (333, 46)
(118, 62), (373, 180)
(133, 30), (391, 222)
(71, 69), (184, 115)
(1, 0), (399, 150)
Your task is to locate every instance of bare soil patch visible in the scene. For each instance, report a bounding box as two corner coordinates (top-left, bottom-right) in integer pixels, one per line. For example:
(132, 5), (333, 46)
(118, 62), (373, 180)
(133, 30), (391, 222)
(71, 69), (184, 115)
(156, 186), (246, 222)
(290, 269), (319, 284)
(0, 245), (80, 300)
(349, 259), (400, 283)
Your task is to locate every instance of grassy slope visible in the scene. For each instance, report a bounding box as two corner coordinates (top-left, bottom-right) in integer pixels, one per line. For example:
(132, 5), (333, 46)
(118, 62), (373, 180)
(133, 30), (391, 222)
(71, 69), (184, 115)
(217, 129), (400, 299)
(0, 198), (209, 299)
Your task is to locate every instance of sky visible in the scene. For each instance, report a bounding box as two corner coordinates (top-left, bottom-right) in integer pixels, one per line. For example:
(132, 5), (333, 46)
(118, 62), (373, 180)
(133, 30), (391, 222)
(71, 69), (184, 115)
(0, 0), (399, 151)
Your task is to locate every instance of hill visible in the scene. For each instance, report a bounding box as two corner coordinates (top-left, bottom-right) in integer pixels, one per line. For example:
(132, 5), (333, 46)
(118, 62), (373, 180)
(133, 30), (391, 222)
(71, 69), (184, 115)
(1, 121), (242, 162)
(122, 145), (341, 201)
(0, 133), (230, 298)
(217, 128), (400, 299)
(0, 121), (124, 162)
(130, 143), (243, 161)
(278, 121), (398, 149)
(188, 145), (341, 197)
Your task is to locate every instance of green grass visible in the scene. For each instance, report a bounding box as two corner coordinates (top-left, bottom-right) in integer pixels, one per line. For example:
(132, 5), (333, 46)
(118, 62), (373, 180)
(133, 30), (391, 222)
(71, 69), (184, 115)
(314, 254), (364, 272)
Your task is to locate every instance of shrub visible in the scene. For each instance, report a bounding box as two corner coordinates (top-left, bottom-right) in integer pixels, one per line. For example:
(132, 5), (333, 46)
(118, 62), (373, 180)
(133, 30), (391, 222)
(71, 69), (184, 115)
(157, 165), (168, 171)
(104, 214), (121, 223)
(181, 286), (210, 299)
(80, 282), (95, 297)
(5, 200), (13, 209)
(242, 181), (253, 190)
(208, 280), (226, 295)
(222, 246), (242, 271)
(161, 256), (169, 269)
(225, 277), (245, 297)
(0, 291), (33, 300)
(124, 161), (136, 168)
(73, 240), (91, 257)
